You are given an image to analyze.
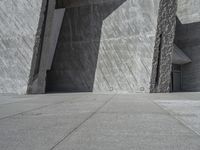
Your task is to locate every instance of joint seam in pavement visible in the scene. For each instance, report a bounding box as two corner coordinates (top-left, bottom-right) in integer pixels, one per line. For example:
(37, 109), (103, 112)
(49, 94), (116, 150)
(152, 100), (200, 137)
(0, 101), (66, 121)
(0, 95), (88, 121)
(0, 97), (38, 106)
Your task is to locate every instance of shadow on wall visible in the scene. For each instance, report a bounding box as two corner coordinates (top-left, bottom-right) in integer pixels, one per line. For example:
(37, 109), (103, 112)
(175, 17), (200, 50)
(174, 17), (200, 92)
(46, 0), (127, 93)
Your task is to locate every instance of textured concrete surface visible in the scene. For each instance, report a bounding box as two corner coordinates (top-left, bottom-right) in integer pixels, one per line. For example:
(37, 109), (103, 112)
(156, 99), (200, 135)
(0, 0), (181, 94)
(177, 0), (200, 24)
(0, 93), (200, 150)
(46, 0), (161, 93)
(150, 0), (177, 93)
(0, 0), (43, 94)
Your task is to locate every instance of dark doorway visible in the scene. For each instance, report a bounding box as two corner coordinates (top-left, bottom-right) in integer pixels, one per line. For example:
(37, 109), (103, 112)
(171, 64), (181, 92)
(46, 0), (127, 93)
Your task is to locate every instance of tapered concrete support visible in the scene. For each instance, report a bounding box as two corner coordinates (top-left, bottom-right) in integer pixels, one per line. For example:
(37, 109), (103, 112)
(150, 0), (178, 93)
(27, 0), (60, 94)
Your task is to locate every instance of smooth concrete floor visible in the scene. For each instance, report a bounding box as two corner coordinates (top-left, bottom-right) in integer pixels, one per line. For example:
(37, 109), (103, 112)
(0, 93), (200, 150)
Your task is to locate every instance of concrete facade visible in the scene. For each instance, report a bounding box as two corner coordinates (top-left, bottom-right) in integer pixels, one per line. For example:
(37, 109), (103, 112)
(46, 0), (161, 93)
(3, 0), (200, 94)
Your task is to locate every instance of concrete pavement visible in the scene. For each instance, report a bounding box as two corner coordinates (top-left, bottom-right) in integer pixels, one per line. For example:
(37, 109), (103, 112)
(0, 93), (200, 150)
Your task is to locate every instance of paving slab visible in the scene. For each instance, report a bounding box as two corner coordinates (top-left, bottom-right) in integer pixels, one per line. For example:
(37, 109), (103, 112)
(54, 113), (200, 150)
(100, 100), (164, 114)
(0, 94), (88, 120)
(0, 94), (114, 150)
(0, 95), (36, 105)
(156, 99), (200, 136)
(0, 93), (200, 150)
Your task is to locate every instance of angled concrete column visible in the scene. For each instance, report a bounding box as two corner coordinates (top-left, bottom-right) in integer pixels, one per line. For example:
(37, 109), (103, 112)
(27, 0), (63, 94)
(150, 0), (178, 93)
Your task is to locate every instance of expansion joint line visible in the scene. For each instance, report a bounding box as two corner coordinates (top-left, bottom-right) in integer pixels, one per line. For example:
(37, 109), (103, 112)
(152, 100), (200, 137)
(0, 95), (86, 121)
(49, 94), (116, 150)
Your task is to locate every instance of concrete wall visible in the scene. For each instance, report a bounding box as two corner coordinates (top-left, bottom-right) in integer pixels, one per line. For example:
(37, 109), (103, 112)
(46, 0), (161, 93)
(176, 0), (200, 24)
(0, 0), (43, 94)
(175, 0), (200, 92)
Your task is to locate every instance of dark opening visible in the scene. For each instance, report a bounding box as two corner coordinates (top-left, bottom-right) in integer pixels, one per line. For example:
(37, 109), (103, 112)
(171, 64), (181, 92)
(172, 16), (200, 92)
(155, 34), (163, 86)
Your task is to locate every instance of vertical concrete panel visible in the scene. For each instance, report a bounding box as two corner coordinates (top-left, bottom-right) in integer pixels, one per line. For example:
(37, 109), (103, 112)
(150, 0), (178, 93)
(27, 0), (56, 94)
(0, 0), (43, 94)
(93, 0), (161, 93)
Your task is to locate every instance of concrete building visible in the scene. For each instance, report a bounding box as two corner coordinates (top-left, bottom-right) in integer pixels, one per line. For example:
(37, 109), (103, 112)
(0, 0), (199, 94)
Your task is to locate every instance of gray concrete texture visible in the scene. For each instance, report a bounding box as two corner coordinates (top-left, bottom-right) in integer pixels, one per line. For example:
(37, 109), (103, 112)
(0, 0), (172, 94)
(177, 0), (200, 24)
(1, 0), (200, 94)
(150, 0), (177, 93)
(46, 0), (161, 93)
(0, 0), (43, 94)
(0, 93), (200, 150)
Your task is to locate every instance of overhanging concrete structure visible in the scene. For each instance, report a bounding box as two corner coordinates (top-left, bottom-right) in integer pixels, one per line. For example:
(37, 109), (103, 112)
(1, 0), (199, 94)
(172, 45), (191, 65)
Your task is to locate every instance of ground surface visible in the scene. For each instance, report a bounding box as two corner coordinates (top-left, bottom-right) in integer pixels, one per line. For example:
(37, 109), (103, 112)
(0, 93), (200, 150)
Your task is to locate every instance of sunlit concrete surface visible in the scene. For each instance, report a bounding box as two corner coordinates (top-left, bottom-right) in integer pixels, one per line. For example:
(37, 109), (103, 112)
(0, 93), (200, 150)
(177, 0), (200, 24)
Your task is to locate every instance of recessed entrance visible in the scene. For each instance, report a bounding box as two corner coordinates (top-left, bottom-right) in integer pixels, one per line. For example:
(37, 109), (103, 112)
(171, 64), (181, 92)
